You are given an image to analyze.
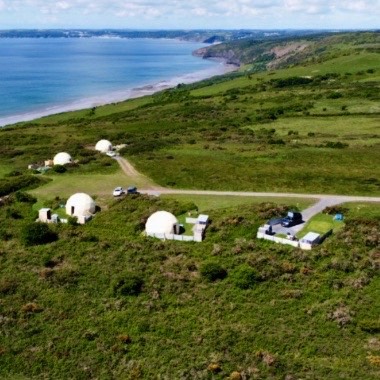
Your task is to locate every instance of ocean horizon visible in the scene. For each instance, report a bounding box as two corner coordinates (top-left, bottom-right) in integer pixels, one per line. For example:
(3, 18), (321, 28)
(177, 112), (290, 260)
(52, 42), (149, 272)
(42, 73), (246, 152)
(0, 38), (228, 127)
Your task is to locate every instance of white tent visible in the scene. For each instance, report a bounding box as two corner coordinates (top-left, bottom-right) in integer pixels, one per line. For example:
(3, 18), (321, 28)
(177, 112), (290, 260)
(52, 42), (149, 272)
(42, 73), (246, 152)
(95, 139), (113, 153)
(146, 211), (179, 235)
(66, 193), (96, 218)
(53, 152), (72, 166)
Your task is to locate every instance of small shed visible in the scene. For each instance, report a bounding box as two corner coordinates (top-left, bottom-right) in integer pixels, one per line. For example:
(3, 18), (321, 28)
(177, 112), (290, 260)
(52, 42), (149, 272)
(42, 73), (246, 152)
(39, 208), (52, 222)
(300, 232), (321, 250)
(197, 214), (209, 225)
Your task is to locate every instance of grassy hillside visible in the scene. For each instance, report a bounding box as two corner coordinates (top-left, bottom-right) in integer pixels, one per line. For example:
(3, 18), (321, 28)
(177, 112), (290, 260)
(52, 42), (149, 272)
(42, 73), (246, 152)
(0, 32), (379, 379)
(1, 33), (379, 197)
(1, 194), (380, 379)
(196, 32), (380, 70)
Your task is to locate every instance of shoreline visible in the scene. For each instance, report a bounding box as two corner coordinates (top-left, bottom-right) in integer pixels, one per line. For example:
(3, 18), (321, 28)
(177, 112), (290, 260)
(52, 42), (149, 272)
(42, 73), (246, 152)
(0, 62), (237, 128)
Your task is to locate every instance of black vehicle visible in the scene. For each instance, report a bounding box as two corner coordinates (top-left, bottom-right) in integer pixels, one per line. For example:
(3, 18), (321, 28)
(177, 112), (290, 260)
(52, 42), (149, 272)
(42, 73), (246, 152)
(281, 211), (303, 227)
(127, 186), (138, 194)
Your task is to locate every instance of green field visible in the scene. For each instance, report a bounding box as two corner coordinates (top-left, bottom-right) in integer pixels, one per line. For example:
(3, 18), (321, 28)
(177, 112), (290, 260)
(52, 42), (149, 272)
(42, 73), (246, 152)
(162, 194), (313, 213)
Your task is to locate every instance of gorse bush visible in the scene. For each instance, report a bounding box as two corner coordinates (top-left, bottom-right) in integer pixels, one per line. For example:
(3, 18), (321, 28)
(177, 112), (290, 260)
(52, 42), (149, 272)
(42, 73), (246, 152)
(0, 175), (45, 196)
(200, 261), (227, 282)
(113, 273), (144, 296)
(20, 222), (58, 246)
(52, 164), (67, 173)
(14, 191), (37, 204)
(231, 264), (257, 289)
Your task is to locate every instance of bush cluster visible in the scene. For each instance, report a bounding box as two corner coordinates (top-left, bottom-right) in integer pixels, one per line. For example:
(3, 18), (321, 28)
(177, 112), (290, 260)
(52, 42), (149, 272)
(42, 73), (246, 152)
(113, 273), (144, 296)
(0, 175), (44, 196)
(231, 265), (257, 289)
(21, 222), (58, 246)
(200, 261), (227, 282)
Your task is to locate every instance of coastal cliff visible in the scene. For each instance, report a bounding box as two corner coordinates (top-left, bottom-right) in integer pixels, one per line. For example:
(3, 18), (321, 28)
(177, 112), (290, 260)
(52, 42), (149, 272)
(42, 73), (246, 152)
(193, 31), (380, 71)
(193, 46), (241, 66)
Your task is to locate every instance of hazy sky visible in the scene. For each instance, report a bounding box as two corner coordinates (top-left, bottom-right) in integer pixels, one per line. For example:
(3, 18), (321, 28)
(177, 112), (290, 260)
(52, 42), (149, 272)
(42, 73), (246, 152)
(0, 0), (378, 29)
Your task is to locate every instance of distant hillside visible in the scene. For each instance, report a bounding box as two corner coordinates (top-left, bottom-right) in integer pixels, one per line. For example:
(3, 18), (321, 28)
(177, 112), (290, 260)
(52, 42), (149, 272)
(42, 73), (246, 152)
(0, 29), (335, 43)
(194, 31), (380, 70)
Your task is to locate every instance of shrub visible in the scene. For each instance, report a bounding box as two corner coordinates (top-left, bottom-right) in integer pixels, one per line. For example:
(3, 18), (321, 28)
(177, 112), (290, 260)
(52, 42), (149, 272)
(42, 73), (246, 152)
(52, 165), (67, 173)
(323, 205), (349, 215)
(0, 175), (44, 196)
(0, 278), (18, 295)
(21, 302), (43, 314)
(200, 261), (227, 282)
(67, 216), (78, 226)
(327, 92), (343, 99)
(231, 265), (256, 289)
(6, 208), (22, 219)
(5, 170), (23, 177)
(324, 141), (348, 149)
(21, 222), (58, 246)
(14, 191), (37, 204)
(359, 320), (380, 333)
(113, 273), (144, 296)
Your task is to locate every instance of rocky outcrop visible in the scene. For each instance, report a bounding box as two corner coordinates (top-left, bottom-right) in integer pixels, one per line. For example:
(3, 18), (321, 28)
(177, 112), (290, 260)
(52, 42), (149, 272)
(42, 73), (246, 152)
(192, 47), (241, 66)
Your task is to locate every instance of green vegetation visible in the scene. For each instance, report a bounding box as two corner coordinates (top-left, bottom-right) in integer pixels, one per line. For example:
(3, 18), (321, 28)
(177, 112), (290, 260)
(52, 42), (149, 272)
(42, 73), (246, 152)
(20, 222), (58, 246)
(0, 34), (380, 195)
(0, 31), (379, 379)
(0, 195), (379, 379)
(297, 213), (345, 237)
(162, 194), (313, 213)
(2, 33), (378, 196)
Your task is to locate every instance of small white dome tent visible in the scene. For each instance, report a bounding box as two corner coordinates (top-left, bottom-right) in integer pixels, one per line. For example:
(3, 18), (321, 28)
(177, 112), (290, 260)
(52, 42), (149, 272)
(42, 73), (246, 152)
(95, 139), (113, 153)
(53, 152), (72, 166)
(66, 193), (96, 219)
(146, 211), (179, 235)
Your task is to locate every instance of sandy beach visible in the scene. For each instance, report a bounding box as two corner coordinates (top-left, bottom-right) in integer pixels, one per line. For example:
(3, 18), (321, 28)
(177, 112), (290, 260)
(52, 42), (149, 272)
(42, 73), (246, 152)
(0, 62), (237, 128)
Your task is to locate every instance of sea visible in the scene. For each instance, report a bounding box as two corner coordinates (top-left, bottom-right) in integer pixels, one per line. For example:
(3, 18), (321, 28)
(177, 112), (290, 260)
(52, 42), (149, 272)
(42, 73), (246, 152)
(0, 38), (225, 126)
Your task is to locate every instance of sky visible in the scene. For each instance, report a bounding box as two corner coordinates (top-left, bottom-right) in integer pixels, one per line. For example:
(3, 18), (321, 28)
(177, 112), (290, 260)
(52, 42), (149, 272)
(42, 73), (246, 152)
(0, 0), (379, 30)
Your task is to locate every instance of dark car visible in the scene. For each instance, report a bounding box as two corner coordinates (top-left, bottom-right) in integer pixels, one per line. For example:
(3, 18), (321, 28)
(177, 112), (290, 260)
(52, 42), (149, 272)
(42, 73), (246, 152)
(127, 186), (138, 194)
(281, 211), (303, 227)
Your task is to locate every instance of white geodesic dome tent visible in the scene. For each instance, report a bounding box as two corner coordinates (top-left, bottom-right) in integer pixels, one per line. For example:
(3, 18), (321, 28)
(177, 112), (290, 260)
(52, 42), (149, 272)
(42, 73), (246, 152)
(95, 139), (113, 153)
(145, 211), (179, 235)
(53, 152), (72, 166)
(65, 193), (96, 217)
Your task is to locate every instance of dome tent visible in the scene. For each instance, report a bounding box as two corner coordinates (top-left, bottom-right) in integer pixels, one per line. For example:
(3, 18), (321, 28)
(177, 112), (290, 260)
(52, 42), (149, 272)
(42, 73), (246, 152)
(66, 193), (96, 218)
(95, 139), (113, 153)
(53, 152), (72, 166)
(146, 211), (179, 235)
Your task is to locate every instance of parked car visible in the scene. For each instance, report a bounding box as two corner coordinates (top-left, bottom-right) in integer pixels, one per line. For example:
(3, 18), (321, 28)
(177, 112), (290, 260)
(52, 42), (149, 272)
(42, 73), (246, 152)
(281, 211), (303, 227)
(113, 187), (125, 197)
(106, 151), (116, 157)
(127, 186), (138, 194)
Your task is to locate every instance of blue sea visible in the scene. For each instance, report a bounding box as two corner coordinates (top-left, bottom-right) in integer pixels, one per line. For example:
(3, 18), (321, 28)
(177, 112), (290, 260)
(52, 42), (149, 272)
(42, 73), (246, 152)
(0, 38), (224, 126)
